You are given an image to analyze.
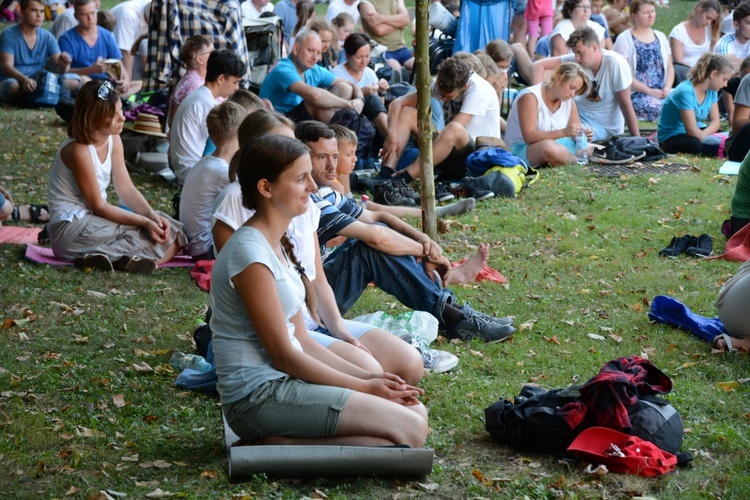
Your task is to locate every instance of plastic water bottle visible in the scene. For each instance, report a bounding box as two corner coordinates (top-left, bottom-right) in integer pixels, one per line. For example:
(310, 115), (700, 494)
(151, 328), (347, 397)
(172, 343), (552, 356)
(575, 130), (589, 164)
(169, 352), (212, 372)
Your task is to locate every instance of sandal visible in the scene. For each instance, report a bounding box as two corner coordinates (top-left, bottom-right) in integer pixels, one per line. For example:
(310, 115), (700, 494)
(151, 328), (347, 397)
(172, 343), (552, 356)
(711, 333), (737, 354)
(11, 204), (49, 223)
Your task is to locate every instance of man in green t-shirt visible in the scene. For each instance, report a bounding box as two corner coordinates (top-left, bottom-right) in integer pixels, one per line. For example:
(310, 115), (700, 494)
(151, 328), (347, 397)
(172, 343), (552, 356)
(358, 0), (414, 73)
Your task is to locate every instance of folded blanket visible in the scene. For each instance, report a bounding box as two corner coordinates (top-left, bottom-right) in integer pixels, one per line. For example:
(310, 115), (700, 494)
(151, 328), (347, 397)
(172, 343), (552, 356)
(709, 223), (750, 262)
(648, 295), (727, 343)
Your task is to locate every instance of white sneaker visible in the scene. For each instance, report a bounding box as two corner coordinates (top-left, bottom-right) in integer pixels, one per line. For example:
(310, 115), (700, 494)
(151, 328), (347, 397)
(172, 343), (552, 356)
(422, 348), (459, 373)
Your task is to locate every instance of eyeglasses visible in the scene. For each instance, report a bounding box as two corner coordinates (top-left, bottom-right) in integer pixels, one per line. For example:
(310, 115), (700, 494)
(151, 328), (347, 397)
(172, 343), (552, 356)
(431, 83), (467, 102)
(586, 79), (601, 102)
(576, 4), (592, 10)
(97, 80), (114, 101)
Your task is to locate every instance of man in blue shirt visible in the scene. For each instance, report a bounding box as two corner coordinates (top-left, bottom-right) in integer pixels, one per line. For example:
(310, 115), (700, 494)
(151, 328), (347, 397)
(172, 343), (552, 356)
(260, 29), (365, 123)
(59, 0), (128, 91)
(0, 0), (82, 104)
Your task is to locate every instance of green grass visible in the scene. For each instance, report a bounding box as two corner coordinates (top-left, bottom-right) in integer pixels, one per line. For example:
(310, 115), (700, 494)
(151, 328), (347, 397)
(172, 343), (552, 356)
(2, 1), (750, 498)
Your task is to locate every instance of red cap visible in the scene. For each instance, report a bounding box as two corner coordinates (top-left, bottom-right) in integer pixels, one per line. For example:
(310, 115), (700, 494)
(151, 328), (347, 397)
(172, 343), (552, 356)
(567, 427), (677, 477)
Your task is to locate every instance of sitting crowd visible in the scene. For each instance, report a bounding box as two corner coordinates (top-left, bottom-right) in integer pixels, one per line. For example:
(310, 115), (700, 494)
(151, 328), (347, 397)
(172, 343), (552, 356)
(3, 0), (750, 448)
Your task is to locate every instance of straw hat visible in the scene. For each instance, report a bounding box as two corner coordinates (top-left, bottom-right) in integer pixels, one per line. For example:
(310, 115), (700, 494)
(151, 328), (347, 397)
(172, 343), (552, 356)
(131, 113), (166, 137)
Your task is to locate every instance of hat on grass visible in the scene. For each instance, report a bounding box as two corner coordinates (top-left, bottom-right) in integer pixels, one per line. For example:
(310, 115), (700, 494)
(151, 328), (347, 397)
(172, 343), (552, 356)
(131, 113), (166, 137)
(567, 427), (677, 477)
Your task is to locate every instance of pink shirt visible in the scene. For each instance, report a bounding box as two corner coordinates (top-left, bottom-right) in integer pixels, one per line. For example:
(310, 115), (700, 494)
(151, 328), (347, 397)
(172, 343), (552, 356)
(168, 69), (205, 129)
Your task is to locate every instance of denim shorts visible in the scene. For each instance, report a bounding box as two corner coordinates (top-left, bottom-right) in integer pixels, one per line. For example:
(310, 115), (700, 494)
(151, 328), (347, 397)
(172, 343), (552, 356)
(223, 376), (353, 442)
(311, 319), (377, 348)
(385, 47), (413, 65)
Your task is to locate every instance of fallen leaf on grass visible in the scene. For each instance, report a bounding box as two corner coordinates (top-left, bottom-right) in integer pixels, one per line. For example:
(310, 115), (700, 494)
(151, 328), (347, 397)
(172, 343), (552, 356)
(587, 334), (605, 341)
(201, 469), (219, 479)
(86, 290), (108, 299)
(717, 381), (740, 392)
(311, 488), (328, 499)
(546, 336), (561, 345)
(65, 486), (80, 496)
(76, 426), (105, 438)
(609, 334), (623, 343)
(112, 394), (126, 408)
(145, 489), (173, 498)
(121, 454), (139, 462)
(519, 319), (538, 331)
(418, 482), (439, 492)
(469, 350), (485, 358)
(71, 334), (89, 344)
(131, 362), (153, 374)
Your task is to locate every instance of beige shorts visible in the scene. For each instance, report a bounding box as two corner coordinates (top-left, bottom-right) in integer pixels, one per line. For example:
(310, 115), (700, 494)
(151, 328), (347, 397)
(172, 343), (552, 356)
(223, 376), (353, 442)
(48, 211), (186, 262)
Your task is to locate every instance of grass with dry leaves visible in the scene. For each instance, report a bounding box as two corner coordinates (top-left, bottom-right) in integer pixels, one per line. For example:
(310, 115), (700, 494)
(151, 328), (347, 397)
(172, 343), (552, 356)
(2, 1), (750, 498)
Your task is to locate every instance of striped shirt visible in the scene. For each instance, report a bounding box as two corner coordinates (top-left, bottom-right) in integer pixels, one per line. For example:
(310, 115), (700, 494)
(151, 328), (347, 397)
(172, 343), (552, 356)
(313, 187), (363, 255)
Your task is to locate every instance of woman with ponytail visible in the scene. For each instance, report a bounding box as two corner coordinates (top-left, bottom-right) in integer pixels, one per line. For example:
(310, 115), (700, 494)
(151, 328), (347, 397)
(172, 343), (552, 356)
(657, 52), (733, 156)
(211, 134), (428, 447)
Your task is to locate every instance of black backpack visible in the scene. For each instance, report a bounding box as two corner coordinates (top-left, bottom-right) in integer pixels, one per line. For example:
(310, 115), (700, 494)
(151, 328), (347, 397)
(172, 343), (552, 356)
(485, 385), (687, 457)
(329, 109), (377, 161)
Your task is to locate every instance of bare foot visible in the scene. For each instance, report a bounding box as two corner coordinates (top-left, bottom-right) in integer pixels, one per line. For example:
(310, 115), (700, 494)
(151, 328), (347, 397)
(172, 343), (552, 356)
(445, 243), (490, 285)
(712, 334), (750, 353)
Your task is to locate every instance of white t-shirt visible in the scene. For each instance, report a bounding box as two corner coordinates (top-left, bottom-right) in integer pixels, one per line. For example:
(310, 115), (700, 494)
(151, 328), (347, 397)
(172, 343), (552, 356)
(180, 155), (230, 257)
(326, 0), (361, 26)
(110, 0), (150, 53)
(669, 22), (711, 67)
(169, 86), (217, 185)
(241, 0), (275, 21)
(504, 84), (574, 149)
(561, 49), (632, 137)
(714, 32), (750, 59)
(212, 181), (321, 278)
(331, 63), (378, 87)
(452, 72), (501, 139)
(550, 19), (606, 54)
(51, 8), (76, 40)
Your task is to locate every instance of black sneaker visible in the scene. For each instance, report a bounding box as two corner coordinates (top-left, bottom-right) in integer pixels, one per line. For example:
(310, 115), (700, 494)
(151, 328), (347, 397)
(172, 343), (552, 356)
(435, 182), (456, 202)
(659, 235), (693, 257)
(446, 303), (515, 342)
(459, 177), (494, 201)
(394, 178), (421, 204)
(590, 143), (637, 164)
(686, 234), (713, 257)
(374, 181), (416, 206)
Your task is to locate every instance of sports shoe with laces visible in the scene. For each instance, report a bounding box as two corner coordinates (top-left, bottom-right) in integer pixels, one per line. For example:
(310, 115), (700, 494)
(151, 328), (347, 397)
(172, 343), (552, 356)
(446, 303), (515, 342)
(394, 178), (421, 204)
(435, 182), (456, 202)
(459, 177), (494, 201)
(590, 142), (637, 165)
(409, 335), (459, 373)
(686, 233), (713, 257)
(659, 235), (693, 257)
(374, 180), (415, 206)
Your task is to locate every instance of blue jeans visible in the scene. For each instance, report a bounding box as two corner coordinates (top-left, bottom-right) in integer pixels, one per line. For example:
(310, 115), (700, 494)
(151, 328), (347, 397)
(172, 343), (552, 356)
(322, 238), (455, 327)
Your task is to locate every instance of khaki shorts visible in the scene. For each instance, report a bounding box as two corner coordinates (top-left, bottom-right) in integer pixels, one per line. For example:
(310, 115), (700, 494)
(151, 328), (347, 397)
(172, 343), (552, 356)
(223, 377), (353, 442)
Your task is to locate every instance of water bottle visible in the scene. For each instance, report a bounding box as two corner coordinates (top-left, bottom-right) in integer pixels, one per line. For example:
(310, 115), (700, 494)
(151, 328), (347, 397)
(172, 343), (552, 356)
(169, 351), (212, 372)
(575, 129), (589, 164)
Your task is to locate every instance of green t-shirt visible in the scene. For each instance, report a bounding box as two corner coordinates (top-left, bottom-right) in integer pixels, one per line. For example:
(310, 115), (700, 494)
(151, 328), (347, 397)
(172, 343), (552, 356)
(360, 0), (406, 51)
(732, 154), (750, 220)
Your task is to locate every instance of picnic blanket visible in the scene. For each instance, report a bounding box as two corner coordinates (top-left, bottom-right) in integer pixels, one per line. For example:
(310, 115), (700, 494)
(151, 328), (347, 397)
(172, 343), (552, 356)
(24, 244), (195, 268)
(709, 223), (750, 262)
(0, 226), (41, 245)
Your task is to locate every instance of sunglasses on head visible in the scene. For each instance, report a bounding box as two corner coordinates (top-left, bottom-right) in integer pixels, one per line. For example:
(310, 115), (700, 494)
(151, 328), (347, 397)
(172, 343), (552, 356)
(97, 80), (114, 101)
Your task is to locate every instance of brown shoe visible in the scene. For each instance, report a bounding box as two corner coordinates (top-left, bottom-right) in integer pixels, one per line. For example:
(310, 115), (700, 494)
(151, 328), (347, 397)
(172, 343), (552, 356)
(73, 253), (114, 272)
(116, 256), (158, 275)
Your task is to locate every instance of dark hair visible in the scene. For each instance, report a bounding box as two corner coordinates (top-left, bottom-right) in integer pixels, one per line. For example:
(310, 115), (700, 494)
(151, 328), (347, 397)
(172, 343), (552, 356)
(566, 26), (601, 49)
(98, 9), (116, 32)
(735, 1), (750, 23)
(295, 120), (336, 144)
(205, 49), (247, 83)
(180, 35), (213, 70)
(293, 0), (315, 37)
(343, 33), (371, 56)
(67, 80), (119, 144)
(235, 135), (319, 323)
(20, 0), (44, 10)
(435, 58), (471, 93)
(562, 0), (586, 19)
(73, 0), (93, 9)
(229, 109), (295, 181)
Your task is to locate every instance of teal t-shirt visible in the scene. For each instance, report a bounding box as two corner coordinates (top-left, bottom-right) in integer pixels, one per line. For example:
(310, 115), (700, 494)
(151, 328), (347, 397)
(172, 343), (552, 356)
(259, 56), (336, 113)
(657, 80), (718, 143)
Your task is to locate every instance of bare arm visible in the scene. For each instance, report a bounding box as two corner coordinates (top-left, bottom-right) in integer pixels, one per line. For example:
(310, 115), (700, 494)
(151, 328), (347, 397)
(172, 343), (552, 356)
(212, 219), (235, 254)
(383, 90), (418, 164)
(531, 56), (564, 84)
(0, 52), (36, 92)
(336, 219), (426, 257)
(517, 93), (580, 144)
(615, 88), (641, 137)
(670, 37), (684, 65)
(359, 1), (410, 36)
(550, 34), (569, 57)
(678, 106), (720, 141)
(664, 55), (674, 92)
(289, 80), (362, 110)
(357, 208), (441, 259)
(732, 103), (750, 134)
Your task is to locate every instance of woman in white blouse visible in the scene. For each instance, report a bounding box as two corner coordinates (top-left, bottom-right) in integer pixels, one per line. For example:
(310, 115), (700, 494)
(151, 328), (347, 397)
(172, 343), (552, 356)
(669, 0), (721, 85)
(551, 0), (610, 56)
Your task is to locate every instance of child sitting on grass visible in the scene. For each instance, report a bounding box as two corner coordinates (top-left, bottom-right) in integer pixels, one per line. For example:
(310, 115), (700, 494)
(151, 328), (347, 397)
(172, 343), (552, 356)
(180, 101), (249, 261)
(330, 124), (358, 198)
(657, 52), (734, 156)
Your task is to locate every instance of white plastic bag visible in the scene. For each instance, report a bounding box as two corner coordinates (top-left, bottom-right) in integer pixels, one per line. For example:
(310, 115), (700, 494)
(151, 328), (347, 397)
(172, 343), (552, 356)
(352, 311), (438, 344)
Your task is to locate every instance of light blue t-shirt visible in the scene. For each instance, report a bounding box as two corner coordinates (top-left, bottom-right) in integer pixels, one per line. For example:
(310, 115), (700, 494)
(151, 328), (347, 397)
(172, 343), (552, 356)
(210, 226), (306, 404)
(259, 56), (336, 113)
(657, 80), (718, 143)
(59, 27), (122, 80)
(331, 63), (378, 88)
(0, 25), (60, 81)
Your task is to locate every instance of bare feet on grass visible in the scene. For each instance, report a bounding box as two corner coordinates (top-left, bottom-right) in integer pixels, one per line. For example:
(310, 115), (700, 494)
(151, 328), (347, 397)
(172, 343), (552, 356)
(445, 243), (490, 285)
(712, 334), (750, 353)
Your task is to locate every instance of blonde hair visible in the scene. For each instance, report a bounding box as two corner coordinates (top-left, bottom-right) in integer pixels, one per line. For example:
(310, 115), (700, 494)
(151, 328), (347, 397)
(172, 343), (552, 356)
(473, 50), (500, 77)
(688, 52), (734, 84)
(687, 0), (722, 42)
(452, 52), (486, 79)
(485, 39), (513, 64)
(549, 62), (590, 96)
(229, 109), (295, 181)
(206, 101), (248, 146)
(329, 123), (358, 146)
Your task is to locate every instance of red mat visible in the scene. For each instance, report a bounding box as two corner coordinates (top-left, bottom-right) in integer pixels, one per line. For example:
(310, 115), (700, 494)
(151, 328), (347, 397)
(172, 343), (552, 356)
(0, 226), (41, 245)
(24, 244), (195, 268)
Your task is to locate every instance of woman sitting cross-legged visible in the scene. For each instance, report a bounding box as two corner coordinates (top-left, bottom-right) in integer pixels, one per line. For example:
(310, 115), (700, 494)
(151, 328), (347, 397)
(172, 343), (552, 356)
(612, 0), (674, 122)
(657, 53), (733, 157)
(713, 260), (750, 353)
(504, 62), (591, 167)
(212, 134), (429, 447)
(47, 80), (186, 274)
